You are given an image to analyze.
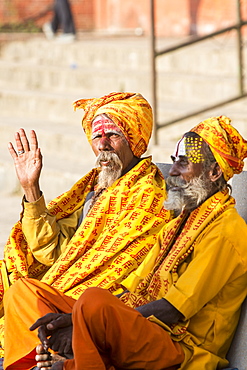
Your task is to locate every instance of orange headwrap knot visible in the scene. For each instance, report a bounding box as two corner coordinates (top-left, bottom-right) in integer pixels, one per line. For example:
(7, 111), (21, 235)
(73, 92), (153, 158)
(190, 115), (247, 180)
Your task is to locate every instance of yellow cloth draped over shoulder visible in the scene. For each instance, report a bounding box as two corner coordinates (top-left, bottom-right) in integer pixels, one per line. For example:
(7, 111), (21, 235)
(0, 92), (170, 356)
(1, 158), (168, 298)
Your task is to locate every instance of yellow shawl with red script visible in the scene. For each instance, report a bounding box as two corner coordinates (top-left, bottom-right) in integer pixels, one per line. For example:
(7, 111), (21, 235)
(0, 157), (170, 356)
(0, 157), (170, 304)
(121, 188), (234, 336)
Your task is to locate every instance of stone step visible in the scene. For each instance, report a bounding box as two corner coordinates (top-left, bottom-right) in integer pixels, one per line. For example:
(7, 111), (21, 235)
(0, 59), (240, 105)
(0, 61), (151, 100)
(0, 88), (86, 122)
(0, 87), (195, 124)
(1, 84), (244, 135)
(0, 36), (150, 70)
(156, 38), (247, 76)
(1, 36), (246, 109)
(1, 35), (245, 77)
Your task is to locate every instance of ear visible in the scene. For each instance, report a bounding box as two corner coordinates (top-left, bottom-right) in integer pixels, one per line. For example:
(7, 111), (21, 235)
(208, 162), (223, 182)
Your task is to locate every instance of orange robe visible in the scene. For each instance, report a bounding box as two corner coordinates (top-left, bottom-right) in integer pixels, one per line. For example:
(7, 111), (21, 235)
(4, 279), (184, 370)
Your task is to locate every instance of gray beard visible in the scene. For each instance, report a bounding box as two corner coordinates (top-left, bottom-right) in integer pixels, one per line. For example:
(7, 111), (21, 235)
(164, 175), (213, 214)
(95, 151), (123, 189)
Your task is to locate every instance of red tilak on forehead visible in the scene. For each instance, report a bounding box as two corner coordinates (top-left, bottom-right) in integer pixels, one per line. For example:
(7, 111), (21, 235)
(92, 119), (121, 134)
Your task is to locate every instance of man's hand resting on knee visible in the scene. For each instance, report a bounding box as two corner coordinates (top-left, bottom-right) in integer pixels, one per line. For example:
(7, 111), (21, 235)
(135, 298), (183, 325)
(29, 313), (73, 358)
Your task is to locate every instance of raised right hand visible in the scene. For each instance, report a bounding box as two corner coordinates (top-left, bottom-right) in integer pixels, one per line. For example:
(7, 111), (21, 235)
(8, 128), (43, 202)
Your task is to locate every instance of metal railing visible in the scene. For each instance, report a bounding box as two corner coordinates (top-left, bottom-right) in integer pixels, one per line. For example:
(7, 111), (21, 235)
(150, 0), (247, 144)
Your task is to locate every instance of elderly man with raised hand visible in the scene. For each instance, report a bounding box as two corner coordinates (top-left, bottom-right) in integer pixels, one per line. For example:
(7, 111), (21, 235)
(4, 116), (247, 370)
(0, 92), (170, 357)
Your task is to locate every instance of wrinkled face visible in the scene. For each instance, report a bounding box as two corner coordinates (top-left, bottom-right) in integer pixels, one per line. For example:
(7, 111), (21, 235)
(165, 134), (213, 213)
(169, 135), (205, 183)
(91, 114), (134, 172)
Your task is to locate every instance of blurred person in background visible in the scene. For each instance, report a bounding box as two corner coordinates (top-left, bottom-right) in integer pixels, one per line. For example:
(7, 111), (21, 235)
(43, 0), (76, 42)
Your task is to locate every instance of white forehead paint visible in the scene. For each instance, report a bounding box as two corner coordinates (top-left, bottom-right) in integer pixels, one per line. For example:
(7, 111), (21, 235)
(92, 115), (103, 124)
(172, 137), (186, 161)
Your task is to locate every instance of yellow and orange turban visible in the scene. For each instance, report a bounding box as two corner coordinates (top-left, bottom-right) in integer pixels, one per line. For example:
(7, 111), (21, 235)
(190, 115), (247, 181)
(73, 92), (153, 157)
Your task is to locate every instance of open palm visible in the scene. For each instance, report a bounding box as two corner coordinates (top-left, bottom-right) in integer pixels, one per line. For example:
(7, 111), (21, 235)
(8, 128), (43, 201)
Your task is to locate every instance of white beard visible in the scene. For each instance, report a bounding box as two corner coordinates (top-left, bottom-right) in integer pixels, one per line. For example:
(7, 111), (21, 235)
(95, 151), (123, 189)
(164, 175), (213, 214)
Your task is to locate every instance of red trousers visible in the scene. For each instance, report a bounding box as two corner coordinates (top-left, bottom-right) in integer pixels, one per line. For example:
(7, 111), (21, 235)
(4, 278), (184, 370)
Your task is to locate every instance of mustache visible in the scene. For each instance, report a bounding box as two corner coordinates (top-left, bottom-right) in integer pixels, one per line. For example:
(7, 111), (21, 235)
(95, 151), (121, 167)
(166, 176), (188, 189)
(96, 151), (123, 190)
(164, 174), (212, 213)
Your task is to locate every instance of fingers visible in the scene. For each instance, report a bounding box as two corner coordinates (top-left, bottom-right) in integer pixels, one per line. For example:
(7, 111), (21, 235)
(30, 313), (62, 331)
(17, 128), (30, 153)
(46, 314), (72, 331)
(8, 129), (40, 159)
(36, 355), (53, 369)
(45, 324), (72, 354)
(49, 336), (72, 355)
(36, 343), (48, 355)
(63, 341), (72, 356)
(30, 314), (73, 357)
(36, 344), (53, 369)
(30, 313), (67, 349)
(38, 326), (51, 349)
(29, 129), (39, 152)
(30, 314), (62, 349)
(31, 313), (71, 332)
(8, 141), (18, 160)
(35, 350), (65, 370)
